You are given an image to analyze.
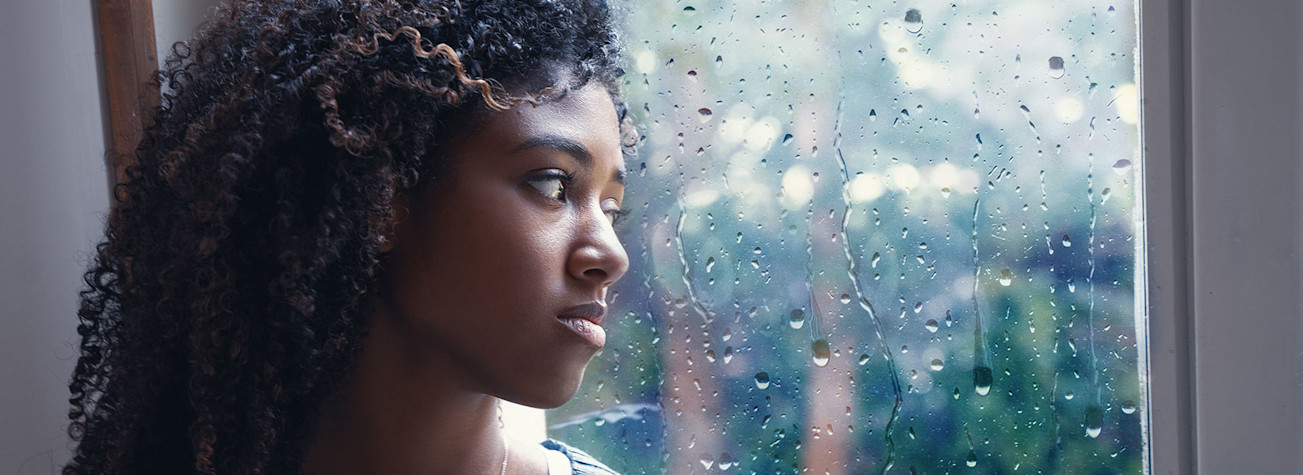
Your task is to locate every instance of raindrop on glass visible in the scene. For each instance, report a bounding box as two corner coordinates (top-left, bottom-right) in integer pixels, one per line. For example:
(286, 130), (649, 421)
(718, 452), (734, 470)
(754, 371), (770, 389)
(930, 358), (945, 371)
(781, 133), (794, 145)
(1085, 405), (1104, 438)
(965, 450), (978, 467)
(974, 365), (993, 396)
(1062, 234), (1072, 247)
(998, 269), (1013, 286)
(904, 8), (924, 34)
(839, 293), (852, 304)
(1121, 400), (1138, 415)
(858, 353), (871, 365)
(789, 309), (806, 329)
(812, 339), (831, 367)
(1113, 159), (1133, 174)
(1049, 56), (1066, 79)
(699, 453), (714, 470)
(924, 319), (939, 333)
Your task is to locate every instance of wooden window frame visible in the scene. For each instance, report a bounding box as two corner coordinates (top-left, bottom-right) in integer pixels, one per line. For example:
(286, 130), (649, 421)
(96, 0), (158, 193)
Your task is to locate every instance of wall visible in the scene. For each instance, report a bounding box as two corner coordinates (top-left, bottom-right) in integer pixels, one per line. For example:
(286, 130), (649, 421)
(152, 0), (221, 72)
(0, 0), (110, 472)
(1189, 0), (1303, 472)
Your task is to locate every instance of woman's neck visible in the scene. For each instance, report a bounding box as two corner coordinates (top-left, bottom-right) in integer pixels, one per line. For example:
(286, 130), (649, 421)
(301, 306), (517, 475)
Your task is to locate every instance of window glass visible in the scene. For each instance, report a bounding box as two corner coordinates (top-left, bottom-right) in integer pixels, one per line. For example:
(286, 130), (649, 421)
(548, 1), (1143, 472)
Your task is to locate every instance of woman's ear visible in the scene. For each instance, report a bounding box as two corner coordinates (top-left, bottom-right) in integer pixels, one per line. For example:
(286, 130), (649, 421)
(376, 194), (410, 254)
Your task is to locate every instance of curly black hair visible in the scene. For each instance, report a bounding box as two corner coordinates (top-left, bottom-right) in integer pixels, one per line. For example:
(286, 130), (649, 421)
(65, 1), (628, 473)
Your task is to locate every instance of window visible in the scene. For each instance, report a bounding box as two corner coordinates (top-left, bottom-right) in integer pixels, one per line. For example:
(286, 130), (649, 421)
(64, 1), (1299, 473)
(547, 1), (1146, 472)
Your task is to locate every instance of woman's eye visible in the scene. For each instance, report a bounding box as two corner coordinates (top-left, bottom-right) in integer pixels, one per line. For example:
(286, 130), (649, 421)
(604, 208), (628, 226)
(602, 198), (628, 226)
(527, 173), (568, 201)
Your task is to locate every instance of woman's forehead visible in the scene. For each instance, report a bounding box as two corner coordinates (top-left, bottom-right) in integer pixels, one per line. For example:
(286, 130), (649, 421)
(471, 83), (624, 164)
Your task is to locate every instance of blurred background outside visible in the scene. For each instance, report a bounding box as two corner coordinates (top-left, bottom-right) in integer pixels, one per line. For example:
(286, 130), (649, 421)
(547, 1), (1145, 473)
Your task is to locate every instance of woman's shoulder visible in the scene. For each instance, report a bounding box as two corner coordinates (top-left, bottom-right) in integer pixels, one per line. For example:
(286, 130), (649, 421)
(539, 439), (621, 475)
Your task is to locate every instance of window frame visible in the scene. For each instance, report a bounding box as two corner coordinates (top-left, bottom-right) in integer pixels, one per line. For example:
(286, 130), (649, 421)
(96, 0), (160, 192)
(1141, 0), (1303, 473)
(1137, 0), (1194, 471)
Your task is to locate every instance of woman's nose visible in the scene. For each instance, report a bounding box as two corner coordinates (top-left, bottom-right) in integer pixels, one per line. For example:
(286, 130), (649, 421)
(567, 209), (629, 287)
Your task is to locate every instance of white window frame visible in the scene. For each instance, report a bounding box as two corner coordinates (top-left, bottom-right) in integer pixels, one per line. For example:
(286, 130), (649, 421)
(1141, 0), (1303, 472)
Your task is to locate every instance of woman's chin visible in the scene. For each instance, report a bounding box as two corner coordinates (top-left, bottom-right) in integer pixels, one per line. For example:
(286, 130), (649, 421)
(502, 368), (589, 409)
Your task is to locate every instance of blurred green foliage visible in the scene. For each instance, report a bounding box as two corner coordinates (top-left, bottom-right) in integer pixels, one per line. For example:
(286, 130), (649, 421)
(549, 1), (1143, 473)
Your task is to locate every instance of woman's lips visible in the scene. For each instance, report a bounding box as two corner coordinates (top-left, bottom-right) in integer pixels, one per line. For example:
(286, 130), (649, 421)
(558, 316), (606, 348)
(558, 302), (607, 348)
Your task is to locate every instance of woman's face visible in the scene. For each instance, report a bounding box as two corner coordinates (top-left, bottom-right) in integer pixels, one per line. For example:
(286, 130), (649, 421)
(381, 81), (629, 408)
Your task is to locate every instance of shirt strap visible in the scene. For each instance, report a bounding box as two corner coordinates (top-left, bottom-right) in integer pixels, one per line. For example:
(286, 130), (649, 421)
(543, 446), (572, 475)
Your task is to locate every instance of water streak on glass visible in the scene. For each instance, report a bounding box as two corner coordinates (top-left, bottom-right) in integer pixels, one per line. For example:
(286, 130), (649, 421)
(970, 199), (994, 397)
(674, 196), (713, 325)
(835, 101), (902, 473)
(1085, 156), (1104, 439)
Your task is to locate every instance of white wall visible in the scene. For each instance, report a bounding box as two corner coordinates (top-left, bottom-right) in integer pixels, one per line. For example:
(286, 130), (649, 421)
(0, 0), (110, 472)
(153, 0), (222, 70)
(1189, 0), (1303, 472)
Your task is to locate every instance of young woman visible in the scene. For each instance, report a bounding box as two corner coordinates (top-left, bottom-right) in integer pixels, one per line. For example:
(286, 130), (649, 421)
(65, 1), (632, 473)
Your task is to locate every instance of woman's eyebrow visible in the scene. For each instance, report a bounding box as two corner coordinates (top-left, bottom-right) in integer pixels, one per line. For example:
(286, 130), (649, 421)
(513, 134), (625, 185)
(513, 134), (593, 166)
